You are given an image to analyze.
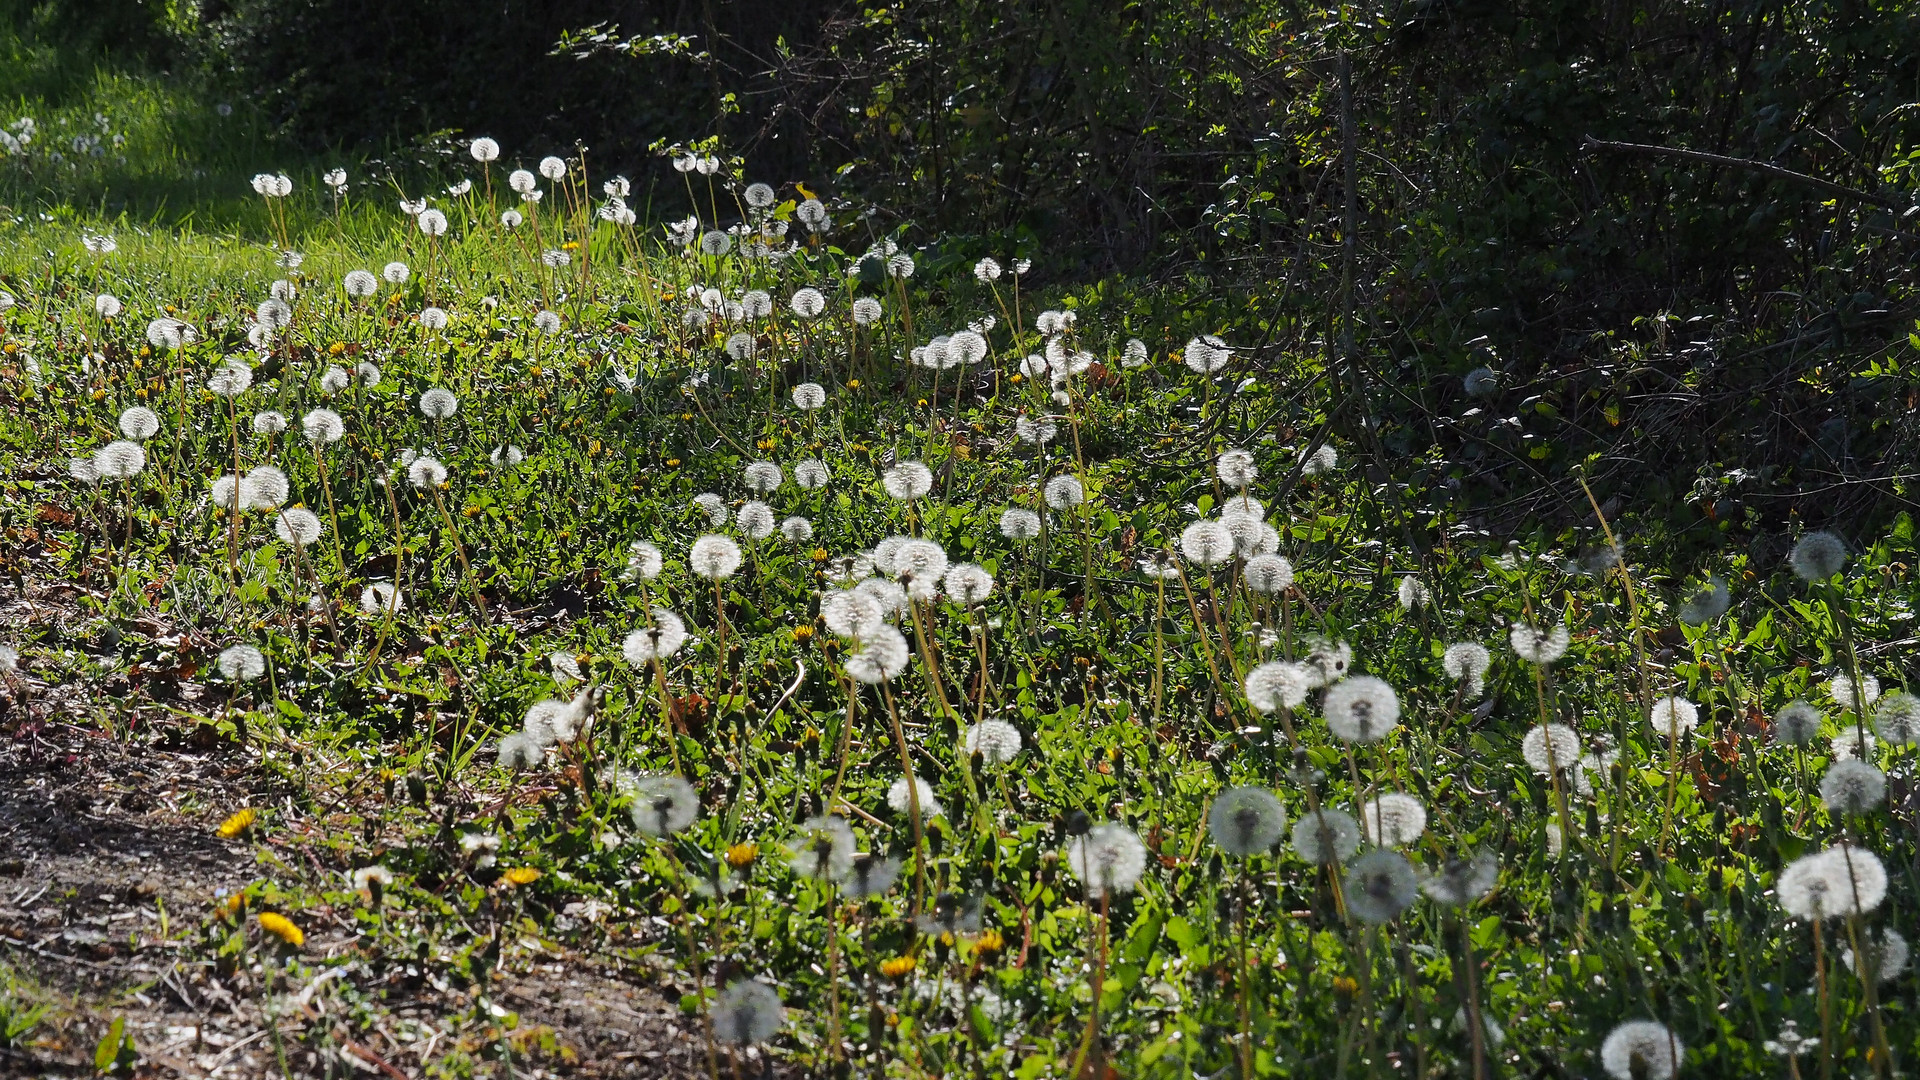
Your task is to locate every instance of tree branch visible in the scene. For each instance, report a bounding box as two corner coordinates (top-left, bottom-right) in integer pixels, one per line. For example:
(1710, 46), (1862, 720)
(1581, 136), (1909, 210)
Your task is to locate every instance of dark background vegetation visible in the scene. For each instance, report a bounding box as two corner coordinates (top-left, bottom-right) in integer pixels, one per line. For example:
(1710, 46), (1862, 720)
(5, 0), (1919, 549)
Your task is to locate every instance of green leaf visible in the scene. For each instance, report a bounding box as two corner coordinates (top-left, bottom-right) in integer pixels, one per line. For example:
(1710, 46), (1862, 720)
(94, 1016), (124, 1072)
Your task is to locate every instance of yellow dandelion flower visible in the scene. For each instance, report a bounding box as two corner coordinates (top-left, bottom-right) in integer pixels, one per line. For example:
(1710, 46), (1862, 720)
(217, 808), (257, 838)
(974, 928), (1005, 954)
(501, 867), (542, 886)
(792, 625), (814, 642)
(725, 843), (759, 869)
(257, 912), (304, 947)
(879, 956), (917, 978)
(328, 341), (345, 356)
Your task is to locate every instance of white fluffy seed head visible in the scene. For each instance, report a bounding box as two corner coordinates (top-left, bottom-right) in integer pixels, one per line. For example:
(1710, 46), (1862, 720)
(622, 610), (689, 665)
(845, 625), (910, 684)
(1520, 723), (1581, 775)
(881, 461), (933, 501)
(794, 459), (829, 489)
(1291, 809), (1360, 865)
(1820, 759), (1886, 815)
(1359, 792), (1428, 846)
(1600, 1021), (1683, 1080)
(1323, 676), (1401, 742)
(790, 382), (826, 410)
(1790, 530), (1847, 582)
(1344, 850), (1418, 924)
(690, 535), (743, 580)
(419, 388), (458, 420)
(1243, 554), (1293, 594)
(217, 644), (266, 681)
(1776, 844), (1887, 920)
(1649, 696), (1699, 740)
(407, 456), (448, 489)
(1209, 787), (1287, 857)
(302, 408), (345, 445)
(1179, 519), (1235, 567)
(118, 405), (160, 440)
(1066, 823), (1146, 898)
(1245, 661), (1309, 714)
(1509, 621), (1569, 665)
(240, 466), (288, 510)
(963, 720), (1023, 765)
(999, 507), (1042, 542)
(95, 440), (147, 480)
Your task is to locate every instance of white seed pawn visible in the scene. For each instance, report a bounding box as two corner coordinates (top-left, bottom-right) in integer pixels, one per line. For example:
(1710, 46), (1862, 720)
(1772, 700), (1823, 746)
(743, 461), (783, 494)
(1344, 850), (1418, 924)
(737, 501), (775, 541)
(118, 406), (159, 440)
(240, 466), (288, 511)
(419, 388), (458, 419)
(252, 410), (287, 435)
(1842, 928), (1910, 984)
(1509, 621), (1570, 665)
(689, 535), (743, 579)
(963, 719), (1023, 765)
(1322, 676), (1401, 742)
(887, 775), (942, 819)
(1649, 696), (1699, 740)
(1244, 661), (1309, 714)
(943, 563), (994, 605)
(1873, 692), (1920, 744)
(712, 979), (783, 1046)
(1216, 448), (1257, 488)
(1600, 1021), (1684, 1080)
(217, 644), (266, 682)
(1043, 475), (1084, 510)
(1789, 530), (1847, 582)
(1291, 809), (1360, 865)
(360, 583), (403, 615)
(303, 408), (345, 445)
(779, 516), (813, 543)
(626, 541), (663, 581)
(1776, 844), (1888, 920)
(845, 625), (910, 684)
(628, 774), (700, 837)
(881, 461), (934, 501)
(407, 456), (448, 489)
(1442, 642), (1492, 695)
(1179, 519), (1235, 567)
(1066, 823), (1147, 898)
(343, 269), (378, 298)
(1359, 792), (1428, 846)
(1819, 759), (1886, 815)
(1208, 787), (1287, 857)
(1520, 724), (1581, 775)
(622, 609), (689, 665)
(791, 382), (827, 410)
(1243, 554), (1293, 594)
(1829, 673), (1880, 712)
(95, 440), (147, 480)
(794, 459), (829, 489)
(999, 508), (1042, 542)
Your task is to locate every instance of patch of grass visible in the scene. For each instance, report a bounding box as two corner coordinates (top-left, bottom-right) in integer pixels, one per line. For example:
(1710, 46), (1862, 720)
(0, 158), (1916, 1080)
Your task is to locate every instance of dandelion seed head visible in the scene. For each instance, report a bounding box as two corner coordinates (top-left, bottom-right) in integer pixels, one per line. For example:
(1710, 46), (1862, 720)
(787, 815), (855, 881)
(778, 516), (812, 543)
(489, 444), (525, 468)
(796, 198), (828, 230)
(118, 406), (159, 441)
(206, 359), (253, 397)
(1842, 928), (1909, 985)
(963, 719), (1023, 764)
(690, 535), (743, 580)
(407, 456), (448, 489)
(1396, 575), (1430, 611)
(852, 297), (882, 325)
(1183, 335), (1230, 373)
(881, 461), (933, 501)
(943, 563), (994, 605)
(95, 439), (146, 480)
(68, 456), (99, 484)
(523, 699), (577, 746)
(737, 500), (776, 540)
(500, 210), (523, 228)
(1243, 554), (1294, 594)
(418, 388), (458, 420)
(533, 310), (562, 335)
(1345, 850), (1418, 923)
(1820, 759), (1886, 815)
(846, 625), (910, 684)
(1442, 642), (1491, 695)
(95, 293), (121, 318)
(1422, 852), (1499, 905)
(626, 773), (700, 837)
(240, 465), (288, 511)
(622, 609), (689, 666)
(839, 854), (901, 899)
(794, 459), (829, 489)
(1600, 1021), (1683, 1080)
(1509, 621), (1569, 665)
(360, 583), (402, 615)
(343, 270), (378, 298)
(1872, 692), (1920, 744)
(1179, 519), (1235, 567)
(1777, 844), (1887, 920)
(790, 382), (827, 411)
(1245, 661), (1309, 714)
(999, 507), (1042, 542)
(1677, 575), (1731, 624)
(1790, 531), (1847, 581)
(1773, 699), (1823, 746)
(1209, 787), (1287, 857)
(1463, 366), (1499, 396)
(1043, 475), (1084, 510)
(1291, 809), (1360, 865)
(1300, 443), (1338, 476)
(742, 461), (783, 495)
(1300, 638), (1353, 687)
(1650, 696), (1699, 740)
(1359, 792), (1428, 846)
(217, 644), (266, 682)
(1833, 729), (1877, 762)
(1066, 823), (1146, 898)
(1323, 676), (1401, 743)
(495, 733), (539, 769)
(887, 774), (942, 819)
(301, 408), (345, 445)
(469, 137), (500, 162)
(626, 541), (663, 581)
(1828, 673), (1880, 712)
(1521, 723), (1581, 775)
(822, 589), (887, 639)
